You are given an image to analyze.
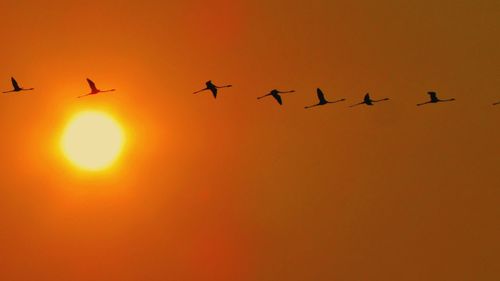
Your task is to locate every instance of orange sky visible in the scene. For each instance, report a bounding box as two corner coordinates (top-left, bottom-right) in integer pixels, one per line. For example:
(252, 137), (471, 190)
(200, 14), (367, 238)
(0, 1), (499, 280)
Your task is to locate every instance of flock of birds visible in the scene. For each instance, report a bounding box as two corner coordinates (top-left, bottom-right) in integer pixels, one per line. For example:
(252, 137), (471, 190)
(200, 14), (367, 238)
(2, 77), (500, 107)
(191, 80), (499, 107)
(1, 77), (115, 98)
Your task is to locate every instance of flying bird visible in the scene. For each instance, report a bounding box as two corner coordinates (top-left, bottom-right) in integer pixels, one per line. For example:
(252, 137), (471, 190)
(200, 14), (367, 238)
(304, 88), (345, 109)
(193, 80), (232, 99)
(2, 77), (34, 93)
(257, 89), (295, 105)
(417, 91), (455, 106)
(77, 78), (116, 98)
(350, 93), (389, 107)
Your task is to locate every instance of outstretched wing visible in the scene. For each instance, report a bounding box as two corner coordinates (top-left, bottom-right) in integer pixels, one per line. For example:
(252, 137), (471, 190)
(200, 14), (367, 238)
(11, 77), (20, 90)
(86, 78), (98, 92)
(210, 87), (218, 98)
(272, 94), (282, 105)
(428, 91), (437, 101)
(317, 88), (327, 103)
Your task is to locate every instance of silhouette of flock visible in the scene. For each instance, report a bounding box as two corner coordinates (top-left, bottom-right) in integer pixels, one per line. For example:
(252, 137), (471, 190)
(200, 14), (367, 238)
(2, 77), (499, 107)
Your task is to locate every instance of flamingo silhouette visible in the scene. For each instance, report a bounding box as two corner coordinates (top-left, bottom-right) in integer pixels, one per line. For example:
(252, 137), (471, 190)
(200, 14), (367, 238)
(257, 89), (295, 105)
(77, 78), (116, 98)
(193, 80), (232, 99)
(350, 93), (389, 107)
(304, 88), (345, 109)
(417, 92), (455, 106)
(2, 77), (34, 93)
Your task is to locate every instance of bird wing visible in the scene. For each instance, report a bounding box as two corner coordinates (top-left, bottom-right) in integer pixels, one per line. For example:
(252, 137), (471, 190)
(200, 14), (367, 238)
(317, 88), (326, 103)
(273, 94), (282, 105)
(210, 87), (218, 98)
(364, 93), (371, 102)
(11, 77), (20, 90)
(87, 78), (98, 92)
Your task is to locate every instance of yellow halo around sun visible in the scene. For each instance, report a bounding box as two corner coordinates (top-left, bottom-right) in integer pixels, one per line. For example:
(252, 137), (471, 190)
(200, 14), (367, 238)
(61, 111), (125, 171)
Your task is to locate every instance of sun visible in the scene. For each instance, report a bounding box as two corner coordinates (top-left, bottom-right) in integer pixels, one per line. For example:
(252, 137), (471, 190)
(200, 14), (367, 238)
(61, 111), (125, 171)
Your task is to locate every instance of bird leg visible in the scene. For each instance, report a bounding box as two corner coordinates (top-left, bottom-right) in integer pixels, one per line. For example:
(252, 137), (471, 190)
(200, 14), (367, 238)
(193, 88), (208, 94)
(304, 104), (319, 109)
(417, 101), (431, 106)
(349, 102), (365, 107)
(257, 94), (271, 99)
(77, 93), (93, 98)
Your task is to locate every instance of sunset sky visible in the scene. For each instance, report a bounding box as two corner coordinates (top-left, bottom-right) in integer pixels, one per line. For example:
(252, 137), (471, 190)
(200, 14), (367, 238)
(0, 0), (499, 280)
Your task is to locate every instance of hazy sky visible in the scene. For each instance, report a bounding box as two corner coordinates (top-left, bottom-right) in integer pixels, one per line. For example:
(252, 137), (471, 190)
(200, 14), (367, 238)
(0, 0), (499, 280)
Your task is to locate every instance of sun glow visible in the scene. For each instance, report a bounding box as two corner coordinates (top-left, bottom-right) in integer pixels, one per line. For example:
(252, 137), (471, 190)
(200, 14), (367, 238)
(61, 111), (125, 171)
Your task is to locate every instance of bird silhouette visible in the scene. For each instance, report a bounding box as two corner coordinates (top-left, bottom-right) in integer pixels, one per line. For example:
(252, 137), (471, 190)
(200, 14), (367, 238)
(77, 78), (116, 98)
(350, 93), (389, 107)
(2, 77), (34, 93)
(305, 88), (345, 109)
(193, 80), (232, 99)
(417, 91), (455, 106)
(257, 89), (295, 105)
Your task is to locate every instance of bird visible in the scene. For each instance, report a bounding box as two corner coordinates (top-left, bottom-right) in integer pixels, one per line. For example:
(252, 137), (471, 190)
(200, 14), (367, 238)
(350, 93), (389, 107)
(304, 88), (346, 109)
(257, 89), (295, 105)
(77, 78), (116, 98)
(417, 91), (455, 106)
(2, 77), (34, 93)
(193, 80), (232, 99)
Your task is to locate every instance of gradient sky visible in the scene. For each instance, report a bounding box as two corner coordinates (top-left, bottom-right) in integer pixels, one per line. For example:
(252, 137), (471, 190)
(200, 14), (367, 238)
(0, 0), (499, 280)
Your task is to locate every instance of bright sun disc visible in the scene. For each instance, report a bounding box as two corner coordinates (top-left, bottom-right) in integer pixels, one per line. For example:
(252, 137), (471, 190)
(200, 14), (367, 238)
(61, 111), (125, 171)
